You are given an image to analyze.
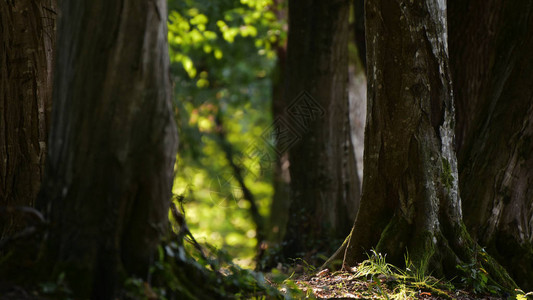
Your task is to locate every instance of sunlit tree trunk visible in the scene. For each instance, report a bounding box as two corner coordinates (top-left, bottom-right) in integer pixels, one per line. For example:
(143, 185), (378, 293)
(348, 0), (367, 183)
(0, 0), (56, 240)
(337, 0), (515, 289)
(37, 0), (178, 297)
(281, 0), (360, 261)
(450, 0), (533, 290)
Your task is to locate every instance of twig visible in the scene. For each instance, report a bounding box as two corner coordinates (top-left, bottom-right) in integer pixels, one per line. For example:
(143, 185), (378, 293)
(0, 206), (46, 224)
(213, 113), (266, 257)
(169, 201), (218, 272)
(0, 206), (48, 250)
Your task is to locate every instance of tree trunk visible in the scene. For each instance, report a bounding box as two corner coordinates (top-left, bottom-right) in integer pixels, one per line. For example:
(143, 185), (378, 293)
(353, 0), (366, 70)
(37, 0), (178, 298)
(268, 45), (291, 245)
(281, 0), (360, 261)
(339, 0), (515, 289)
(267, 0), (290, 246)
(349, 0), (367, 183)
(0, 0), (56, 239)
(449, 0), (533, 290)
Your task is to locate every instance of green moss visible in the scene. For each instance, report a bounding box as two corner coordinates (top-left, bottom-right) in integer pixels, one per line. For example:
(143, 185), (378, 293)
(409, 231), (437, 275)
(449, 222), (518, 293)
(490, 232), (533, 290)
(441, 158), (454, 190)
(478, 249), (519, 292)
(376, 215), (411, 266)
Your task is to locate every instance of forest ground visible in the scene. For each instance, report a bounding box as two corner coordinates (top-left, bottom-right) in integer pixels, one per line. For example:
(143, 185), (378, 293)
(0, 265), (528, 299)
(266, 249), (530, 300)
(1, 229), (530, 299)
(288, 270), (512, 299)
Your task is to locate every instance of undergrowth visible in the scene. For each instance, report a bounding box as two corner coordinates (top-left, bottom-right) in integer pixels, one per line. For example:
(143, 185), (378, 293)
(290, 249), (530, 299)
(28, 202), (533, 300)
(122, 201), (531, 300)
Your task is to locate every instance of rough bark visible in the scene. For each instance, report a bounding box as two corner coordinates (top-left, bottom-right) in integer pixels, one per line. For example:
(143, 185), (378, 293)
(339, 0), (515, 290)
(353, 0), (366, 70)
(0, 0), (56, 239)
(37, 0), (178, 298)
(449, 0), (533, 290)
(281, 0), (360, 261)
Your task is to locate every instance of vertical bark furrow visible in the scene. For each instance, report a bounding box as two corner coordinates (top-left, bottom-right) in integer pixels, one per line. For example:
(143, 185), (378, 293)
(281, 0), (360, 261)
(38, 0), (177, 297)
(339, 0), (516, 290)
(450, 0), (533, 289)
(0, 0), (55, 239)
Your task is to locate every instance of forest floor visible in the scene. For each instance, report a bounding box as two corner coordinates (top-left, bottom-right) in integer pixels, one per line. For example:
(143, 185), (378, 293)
(0, 271), (525, 300)
(286, 269), (511, 299)
(1, 245), (529, 299)
(265, 250), (529, 300)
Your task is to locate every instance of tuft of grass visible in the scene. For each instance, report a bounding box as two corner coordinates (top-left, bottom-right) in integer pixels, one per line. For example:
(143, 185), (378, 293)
(291, 249), (459, 299)
(353, 249), (396, 278)
(389, 283), (416, 300)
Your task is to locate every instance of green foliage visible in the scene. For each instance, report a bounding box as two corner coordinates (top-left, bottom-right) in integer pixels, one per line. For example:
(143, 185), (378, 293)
(122, 229), (285, 299)
(455, 248), (504, 295)
(456, 261), (501, 294)
(168, 0), (285, 265)
(121, 200), (310, 299)
(264, 268), (314, 299)
(515, 289), (533, 300)
(168, 0), (282, 81)
(123, 278), (157, 300)
(456, 261), (489, 294)
(388, 283), (417, 300)
(347, 250), (453, 299)
(402, 249), (431, 283)
(354, 250), (396, 278)
(39, 272), (73, 299)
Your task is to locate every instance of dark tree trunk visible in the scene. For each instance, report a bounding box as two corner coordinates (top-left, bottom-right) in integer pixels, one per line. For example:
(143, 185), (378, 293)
(337, 0), (515, 289)
(281, 0), (360, 261)
(0, 0), (56, 239)
(268, 44), (291, 245)
(353, 0), (366, 70)
(266, 0), (290, 246)
(37, 0), (178, 298)
(449, 0), (533, 290)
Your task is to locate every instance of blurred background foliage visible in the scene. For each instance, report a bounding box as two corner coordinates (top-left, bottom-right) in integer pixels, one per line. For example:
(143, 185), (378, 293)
(167, 0), (286, 266)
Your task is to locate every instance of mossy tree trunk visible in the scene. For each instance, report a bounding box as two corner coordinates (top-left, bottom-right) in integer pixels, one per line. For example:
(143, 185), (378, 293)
(281, 0), (360, 261)
(37, 0), (178, 298)
(339, 0), (515, 289)
(0, 0), (56, 240)
(449, 0), (533, 290)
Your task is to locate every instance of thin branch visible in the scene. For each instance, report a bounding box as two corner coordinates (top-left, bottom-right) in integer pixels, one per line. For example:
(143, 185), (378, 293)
(169, 201), (218, 272)
(0, 206), (46, 224)
(213, 113), (266, 256)
(0, 206), (47, 250)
